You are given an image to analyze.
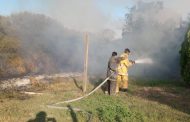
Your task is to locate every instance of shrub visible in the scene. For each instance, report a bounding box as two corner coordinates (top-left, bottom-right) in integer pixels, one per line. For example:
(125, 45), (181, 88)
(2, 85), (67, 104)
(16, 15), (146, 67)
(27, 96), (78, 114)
(180, 25), (190, 86)
(96, 104), (141, 122)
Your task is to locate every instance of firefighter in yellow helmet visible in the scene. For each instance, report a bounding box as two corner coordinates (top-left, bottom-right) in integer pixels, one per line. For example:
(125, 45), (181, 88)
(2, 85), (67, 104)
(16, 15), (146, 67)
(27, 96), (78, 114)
(117, 48), (135, 92)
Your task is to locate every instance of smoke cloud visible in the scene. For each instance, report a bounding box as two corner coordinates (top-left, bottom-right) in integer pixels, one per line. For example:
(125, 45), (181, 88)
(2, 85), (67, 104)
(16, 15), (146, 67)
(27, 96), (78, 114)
(89, 1), (189, 79)
(1, 0), (190, 79)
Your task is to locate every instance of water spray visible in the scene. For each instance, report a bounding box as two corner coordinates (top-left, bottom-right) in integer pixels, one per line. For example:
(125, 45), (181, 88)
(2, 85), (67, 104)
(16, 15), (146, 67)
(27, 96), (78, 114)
(135, 58), (153, 64)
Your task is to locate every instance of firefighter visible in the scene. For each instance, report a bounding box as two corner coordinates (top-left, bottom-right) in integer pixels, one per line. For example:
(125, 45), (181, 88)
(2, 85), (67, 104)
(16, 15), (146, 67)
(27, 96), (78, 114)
(117, 48), (135, 92)
(106, 51), (118, 95)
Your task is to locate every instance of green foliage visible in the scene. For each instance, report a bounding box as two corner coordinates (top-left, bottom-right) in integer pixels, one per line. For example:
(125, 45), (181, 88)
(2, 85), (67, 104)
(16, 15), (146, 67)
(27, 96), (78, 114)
(96, 101), (141, 122)
(0, 80), (190, 121)
(180, 25), (190, 85)
(132, 79), (184, 87)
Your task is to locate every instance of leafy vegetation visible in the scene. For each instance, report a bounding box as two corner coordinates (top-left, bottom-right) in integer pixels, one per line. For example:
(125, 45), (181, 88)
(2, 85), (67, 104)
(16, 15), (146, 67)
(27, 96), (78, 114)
(122, 1), (188, 79)
(97, 104), (141, 122)
(180, 25), (190, 86)
(0, 78), (189, 122)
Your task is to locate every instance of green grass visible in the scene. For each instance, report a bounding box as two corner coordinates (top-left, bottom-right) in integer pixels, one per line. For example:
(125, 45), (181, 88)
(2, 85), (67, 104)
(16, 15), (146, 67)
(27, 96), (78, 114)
(0, 78), (190, 122)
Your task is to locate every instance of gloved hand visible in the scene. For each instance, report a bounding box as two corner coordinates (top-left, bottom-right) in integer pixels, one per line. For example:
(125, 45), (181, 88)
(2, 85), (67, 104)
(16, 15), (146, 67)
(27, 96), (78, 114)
(130, 60), (135, 64)
(132, 60), (135, 64)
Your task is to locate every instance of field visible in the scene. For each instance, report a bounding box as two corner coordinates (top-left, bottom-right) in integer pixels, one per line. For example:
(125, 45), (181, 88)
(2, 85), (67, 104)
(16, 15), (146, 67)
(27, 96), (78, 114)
(0, 77), (190, 122)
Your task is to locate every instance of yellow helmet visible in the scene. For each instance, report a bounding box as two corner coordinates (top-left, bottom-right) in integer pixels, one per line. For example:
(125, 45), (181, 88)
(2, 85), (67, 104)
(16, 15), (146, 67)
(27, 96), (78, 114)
(120, 53), (128, 58)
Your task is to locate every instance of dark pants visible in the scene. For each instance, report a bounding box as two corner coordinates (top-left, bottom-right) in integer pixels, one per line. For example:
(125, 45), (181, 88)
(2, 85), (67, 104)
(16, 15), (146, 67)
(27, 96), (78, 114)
(107, 80), (117, 95)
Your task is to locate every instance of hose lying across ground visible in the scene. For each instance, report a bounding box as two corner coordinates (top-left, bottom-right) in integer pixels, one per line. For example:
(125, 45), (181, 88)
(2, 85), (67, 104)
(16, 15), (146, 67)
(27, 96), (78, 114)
(47, 74), (112, 121)
(49, 76), (110, 105)
(46, 58), (153, 121)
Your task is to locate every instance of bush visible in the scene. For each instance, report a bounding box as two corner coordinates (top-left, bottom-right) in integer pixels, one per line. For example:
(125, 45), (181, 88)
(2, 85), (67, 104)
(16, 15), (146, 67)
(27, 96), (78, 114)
(180, 25), (190, 86)
(96, 104), (142, 122)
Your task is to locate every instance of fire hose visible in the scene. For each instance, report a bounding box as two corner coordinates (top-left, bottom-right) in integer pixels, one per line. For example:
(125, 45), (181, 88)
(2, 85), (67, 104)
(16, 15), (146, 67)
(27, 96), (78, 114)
(47, 59), (138, 105)
(46, 60), (137, 120)
(46, 58), (152, 120)
(47, 73), (113, 121)
(48, 75), (111, 105)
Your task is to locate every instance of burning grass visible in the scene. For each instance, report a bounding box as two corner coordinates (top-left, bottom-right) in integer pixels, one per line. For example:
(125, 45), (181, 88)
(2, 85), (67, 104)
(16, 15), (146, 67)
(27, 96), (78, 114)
(0, 77), (190, 122)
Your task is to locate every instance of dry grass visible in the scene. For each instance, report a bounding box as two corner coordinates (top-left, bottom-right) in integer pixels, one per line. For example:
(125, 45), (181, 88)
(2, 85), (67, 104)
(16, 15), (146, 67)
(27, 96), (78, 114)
(0, 77), (189, 122)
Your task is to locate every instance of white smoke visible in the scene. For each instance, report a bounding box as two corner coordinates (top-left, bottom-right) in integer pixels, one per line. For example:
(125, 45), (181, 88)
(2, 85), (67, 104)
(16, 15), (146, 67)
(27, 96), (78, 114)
(135, 58), (154, 64)
(1, 0), (190, 79)
(121, 1), (189, 79)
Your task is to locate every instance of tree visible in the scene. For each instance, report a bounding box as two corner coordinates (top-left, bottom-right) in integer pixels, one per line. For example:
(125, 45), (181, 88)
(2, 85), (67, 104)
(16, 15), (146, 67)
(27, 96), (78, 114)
(122, 1), (185, 79)
(0, 16), (25, 78)
(180, 25), (190, 85)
